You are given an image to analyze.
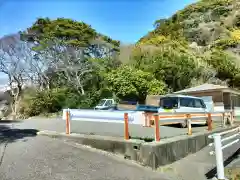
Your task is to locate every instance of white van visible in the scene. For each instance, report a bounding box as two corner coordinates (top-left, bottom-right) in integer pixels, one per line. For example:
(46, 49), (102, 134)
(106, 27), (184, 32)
(94, 99), (117, 110)
(158, 94), (208, 127)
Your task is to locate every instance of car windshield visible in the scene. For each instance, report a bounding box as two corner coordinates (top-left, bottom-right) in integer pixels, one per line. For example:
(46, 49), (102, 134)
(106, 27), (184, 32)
(160, 97), (178, 109)
(97, 99), (106, 106)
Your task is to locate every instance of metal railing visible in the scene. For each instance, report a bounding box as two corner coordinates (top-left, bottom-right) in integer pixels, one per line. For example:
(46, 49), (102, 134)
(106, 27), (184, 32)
(208, 126), (240, 180)
(63, 109), (235, 143)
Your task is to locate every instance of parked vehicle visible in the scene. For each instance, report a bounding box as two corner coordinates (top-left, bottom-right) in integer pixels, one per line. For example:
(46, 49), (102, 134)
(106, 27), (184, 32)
(94, 99), (117, 110)
(158, 94), (209, 127)
(95, 95), (218, 128)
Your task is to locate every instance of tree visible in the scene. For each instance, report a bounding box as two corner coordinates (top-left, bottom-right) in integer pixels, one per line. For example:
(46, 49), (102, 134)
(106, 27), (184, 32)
(34, 39), (93, 95)
(106, 65), (166, 104)
(20, 18), (121, 93)
(21, 18), (120, 51)
(205, 50), (240, 85)
(129, 44), (204, 92)
(0, 34), (34, 119)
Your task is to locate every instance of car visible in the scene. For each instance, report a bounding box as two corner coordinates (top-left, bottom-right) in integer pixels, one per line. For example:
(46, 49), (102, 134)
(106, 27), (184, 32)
(158, 94), (208, 128)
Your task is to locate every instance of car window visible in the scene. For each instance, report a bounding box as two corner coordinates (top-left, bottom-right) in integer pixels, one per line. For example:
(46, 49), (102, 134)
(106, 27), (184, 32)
(105, 100), (113, 106)
(194, 99), (203, 108)
(194, 99), (205, 108)
(180, 98), (194, 107)
(97, 99), (106, 106)
(159, 97), (178, 109)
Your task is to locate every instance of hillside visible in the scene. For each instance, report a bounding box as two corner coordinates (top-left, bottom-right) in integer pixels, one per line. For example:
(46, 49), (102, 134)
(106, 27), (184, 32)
(139, 0), (240, 48)
(138, 0), (240, 89)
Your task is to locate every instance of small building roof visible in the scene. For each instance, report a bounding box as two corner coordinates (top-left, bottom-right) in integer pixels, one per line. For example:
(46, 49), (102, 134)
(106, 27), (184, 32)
(164, 94), (204, 99)
(173, 83), (229, 94)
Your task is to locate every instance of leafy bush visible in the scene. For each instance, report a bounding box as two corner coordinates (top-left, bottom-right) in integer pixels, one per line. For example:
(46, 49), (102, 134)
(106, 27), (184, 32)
(19, 87), (108, 118)
(205, 50), (240, 82)
(106, 65), (167, 104)
(211, 38), (240, 49)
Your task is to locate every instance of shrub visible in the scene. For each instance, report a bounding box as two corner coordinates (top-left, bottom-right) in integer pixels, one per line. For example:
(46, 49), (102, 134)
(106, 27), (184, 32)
(19, 87), (110, 118)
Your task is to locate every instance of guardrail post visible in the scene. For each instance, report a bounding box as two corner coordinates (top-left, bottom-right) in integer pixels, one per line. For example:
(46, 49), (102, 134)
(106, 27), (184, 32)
(222, 112), (226, 127)
(186, 114), (192, 135)
(213, 134), (225, 180)
(143, 112), (150, 127)
(230, 111), (234, 126)
(187, 119), (192, 135)
(66, 108), (70, 135)
(124, 113), (129, 140)
(154, 115), (160, 141)
(207, 113), (213, 131)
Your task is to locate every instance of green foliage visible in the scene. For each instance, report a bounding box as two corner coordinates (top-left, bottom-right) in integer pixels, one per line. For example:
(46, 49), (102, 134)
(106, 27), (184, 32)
(137, 0), (240, 90)
(23, 17), (119, 49)
(178, 0), (233, 21)
(130, 44), (203, 92)
(138, 35), (170, 46)
(25, 18), (96, 47)
(20, 87), (107, 117)
(212, 38), (240, 49)
(206, 50), (240, 83)
(139, 0), (235, 47)
(106, 65), (166, 104)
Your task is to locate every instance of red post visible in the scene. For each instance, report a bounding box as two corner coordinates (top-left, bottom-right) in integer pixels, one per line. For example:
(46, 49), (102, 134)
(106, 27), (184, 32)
(124, 113), (129, 140)
(66, 109), (70, 135)
(154, 115), (160, 142)
(207, 113), (212, 131)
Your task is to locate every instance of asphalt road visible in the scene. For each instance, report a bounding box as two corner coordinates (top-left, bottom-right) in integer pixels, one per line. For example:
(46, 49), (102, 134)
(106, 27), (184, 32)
(16, 117), (211, 139)
(0, 123), (176, 180)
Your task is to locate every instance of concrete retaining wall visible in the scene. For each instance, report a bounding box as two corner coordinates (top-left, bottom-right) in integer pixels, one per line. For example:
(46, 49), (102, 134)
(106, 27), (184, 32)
(39, 126), (237, 169)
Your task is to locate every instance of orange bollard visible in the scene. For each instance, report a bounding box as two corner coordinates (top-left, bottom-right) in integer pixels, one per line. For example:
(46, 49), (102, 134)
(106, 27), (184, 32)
(154, 115), (160, 142)
(207, 113), (212, 131)
(186, 114), (192, 135)
(124, 113), (129, 140)
(66, 109), (70, 135)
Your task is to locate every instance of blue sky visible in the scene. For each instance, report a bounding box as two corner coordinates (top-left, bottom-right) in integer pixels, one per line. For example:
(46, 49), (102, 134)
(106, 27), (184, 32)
(0, 0), (197, 44)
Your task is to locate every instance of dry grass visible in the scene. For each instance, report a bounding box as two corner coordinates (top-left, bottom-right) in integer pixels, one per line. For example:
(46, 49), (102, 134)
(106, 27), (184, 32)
(225, 167), (240, 180)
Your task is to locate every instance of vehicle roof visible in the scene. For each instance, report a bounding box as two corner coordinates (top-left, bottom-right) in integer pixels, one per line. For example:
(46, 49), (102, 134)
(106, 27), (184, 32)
(161, 94), (203, 99)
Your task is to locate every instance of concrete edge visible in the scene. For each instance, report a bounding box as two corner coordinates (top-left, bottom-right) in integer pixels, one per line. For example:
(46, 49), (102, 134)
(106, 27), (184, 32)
(37, 125), (239, 169)
(37, 130), (144, 144)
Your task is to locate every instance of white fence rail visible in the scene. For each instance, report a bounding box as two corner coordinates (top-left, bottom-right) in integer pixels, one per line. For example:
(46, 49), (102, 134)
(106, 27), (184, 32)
(208, 126), (240, 180)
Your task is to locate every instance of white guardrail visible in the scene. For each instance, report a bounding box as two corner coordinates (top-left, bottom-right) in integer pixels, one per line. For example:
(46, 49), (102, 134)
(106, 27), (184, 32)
(208, 126), (240, 180)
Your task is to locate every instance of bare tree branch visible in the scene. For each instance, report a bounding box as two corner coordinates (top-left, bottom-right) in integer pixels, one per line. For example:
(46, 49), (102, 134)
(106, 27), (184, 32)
(0, 34), (34, 119)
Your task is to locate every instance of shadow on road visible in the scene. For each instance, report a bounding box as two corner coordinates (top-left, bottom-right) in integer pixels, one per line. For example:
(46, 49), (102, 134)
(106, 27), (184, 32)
(162, 124), (206, 128)
(0, 124), (38, 144)
(205, 148), (240, 179)
(0, 120), (22, 124)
